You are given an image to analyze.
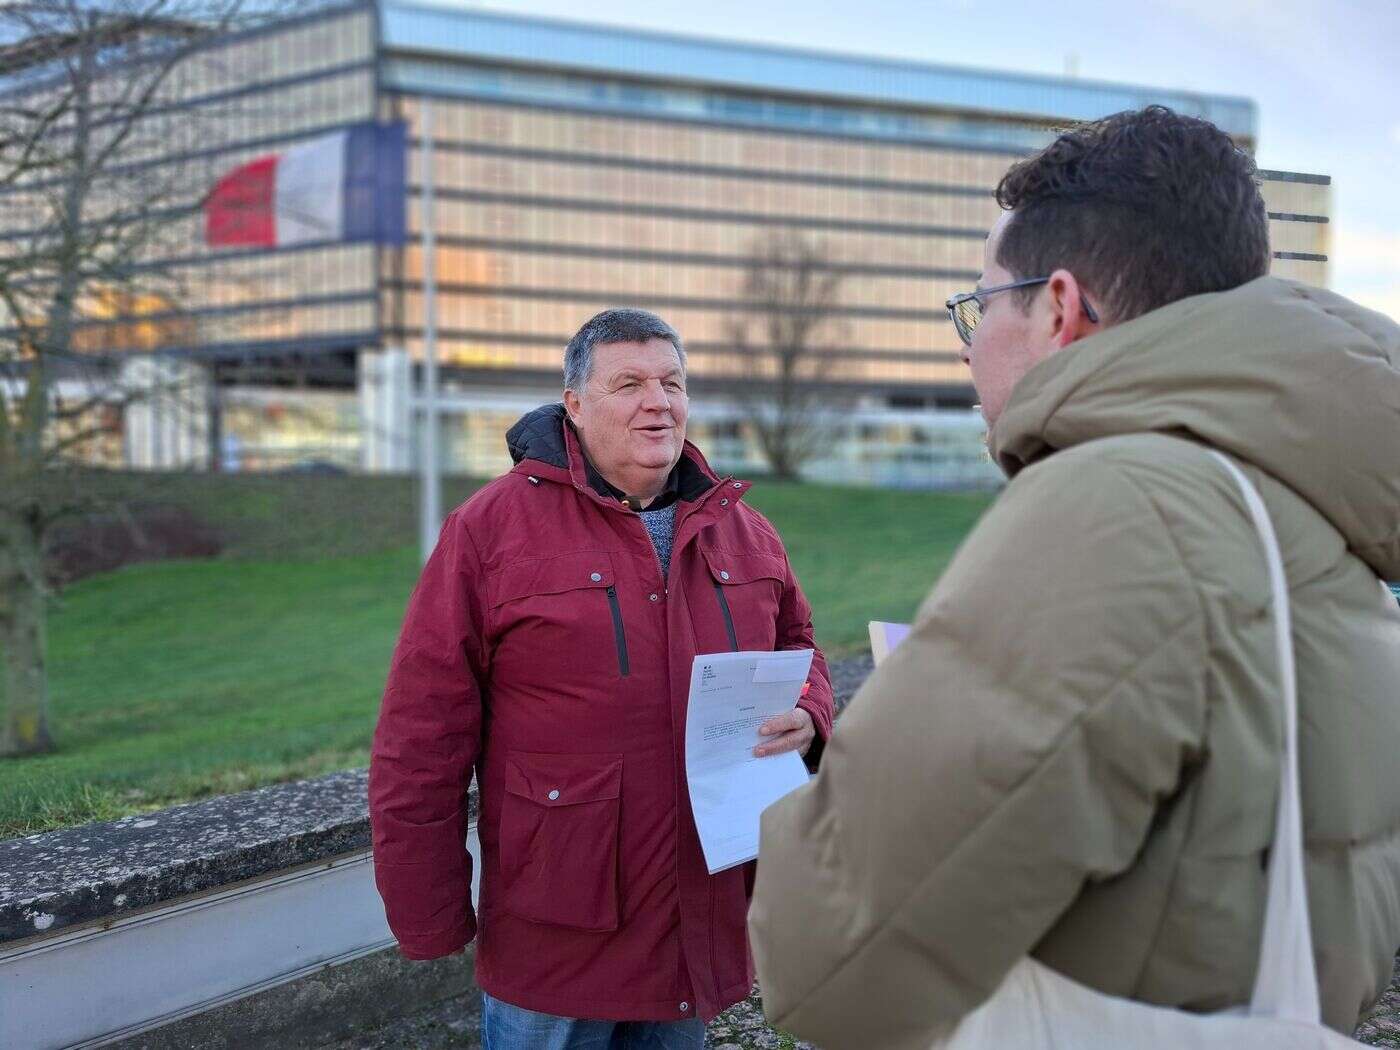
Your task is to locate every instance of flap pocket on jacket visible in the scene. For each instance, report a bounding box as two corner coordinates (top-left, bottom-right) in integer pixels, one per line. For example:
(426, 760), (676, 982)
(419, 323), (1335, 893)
(699, 549), (786, 587)
(699, 549), (785, 652)
(499, 752), (624, 932)
(504, 751), (623, 808)
(488, 552), (617, 608)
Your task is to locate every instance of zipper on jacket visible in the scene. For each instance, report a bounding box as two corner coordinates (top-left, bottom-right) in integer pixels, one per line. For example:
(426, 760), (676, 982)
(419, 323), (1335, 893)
(605, 585), (630, 677)
(713, 582), (739, 651)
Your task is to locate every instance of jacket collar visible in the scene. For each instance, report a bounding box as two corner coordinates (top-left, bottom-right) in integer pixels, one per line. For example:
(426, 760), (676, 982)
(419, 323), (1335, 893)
(505, 402), (728, 511)
(988, 276), (1400, 580)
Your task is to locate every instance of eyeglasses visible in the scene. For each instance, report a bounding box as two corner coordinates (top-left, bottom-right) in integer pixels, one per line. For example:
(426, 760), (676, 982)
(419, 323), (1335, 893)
(945, 277), (1100, 347)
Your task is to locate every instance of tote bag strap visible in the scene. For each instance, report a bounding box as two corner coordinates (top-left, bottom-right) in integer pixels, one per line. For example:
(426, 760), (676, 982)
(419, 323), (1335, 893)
(1205, 450), (1322, 1025)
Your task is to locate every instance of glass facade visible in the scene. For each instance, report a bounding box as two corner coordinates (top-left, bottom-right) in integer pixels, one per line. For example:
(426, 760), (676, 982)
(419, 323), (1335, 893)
(0, 5), (378, 361)
(373, 5), (1324, 410)
(379, 3), (1257, 141)
(155, 8), (379, 357)
(220, 387), (362, 471)
(0, 2), (1333, 474)
(386, 56), (1068, 155)
(1260, 173), (1331, 287)
(383, 93), (1010, 402)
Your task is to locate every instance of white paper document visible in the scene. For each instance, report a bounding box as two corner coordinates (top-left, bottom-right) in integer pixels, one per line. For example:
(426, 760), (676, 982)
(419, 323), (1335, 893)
(685, 649), (815, 873)
(868, 621), (912, 665)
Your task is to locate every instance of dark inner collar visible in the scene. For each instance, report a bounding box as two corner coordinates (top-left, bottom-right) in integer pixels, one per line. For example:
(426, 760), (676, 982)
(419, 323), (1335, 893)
(583, 456), (683, 511)
(570, 423), (714, 510)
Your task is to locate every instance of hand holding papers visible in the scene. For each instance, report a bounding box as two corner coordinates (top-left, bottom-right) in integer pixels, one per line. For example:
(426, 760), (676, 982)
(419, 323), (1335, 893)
(685, 649), (814, 874)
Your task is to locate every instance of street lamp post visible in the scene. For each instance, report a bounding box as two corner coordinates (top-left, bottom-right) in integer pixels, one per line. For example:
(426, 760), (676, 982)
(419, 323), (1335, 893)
(418, 97), (441, 564)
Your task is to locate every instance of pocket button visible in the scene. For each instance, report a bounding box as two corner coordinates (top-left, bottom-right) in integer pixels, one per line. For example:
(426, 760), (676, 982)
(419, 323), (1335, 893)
(547, 789), (560, 800)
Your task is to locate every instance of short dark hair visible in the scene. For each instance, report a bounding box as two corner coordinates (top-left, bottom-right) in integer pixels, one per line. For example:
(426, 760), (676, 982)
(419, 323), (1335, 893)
(564, 308), (686, 392)
(994, 105), (1270, 323)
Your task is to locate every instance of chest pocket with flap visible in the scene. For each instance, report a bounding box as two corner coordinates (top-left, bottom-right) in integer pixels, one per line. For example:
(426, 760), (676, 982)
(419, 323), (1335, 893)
(488, 552), (629, 677)
(699, 549), (785, 653)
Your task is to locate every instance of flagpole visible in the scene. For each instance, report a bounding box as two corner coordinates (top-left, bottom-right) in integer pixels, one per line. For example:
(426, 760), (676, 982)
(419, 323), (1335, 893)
(419, 97), (442, 564)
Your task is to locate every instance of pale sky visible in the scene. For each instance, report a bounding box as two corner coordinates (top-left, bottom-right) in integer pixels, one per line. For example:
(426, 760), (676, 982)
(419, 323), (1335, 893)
(450, 0), (1400, 320)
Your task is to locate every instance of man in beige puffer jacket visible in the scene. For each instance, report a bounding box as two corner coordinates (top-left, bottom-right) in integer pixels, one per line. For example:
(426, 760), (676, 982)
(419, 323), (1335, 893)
(750, 106), (1400, 1048)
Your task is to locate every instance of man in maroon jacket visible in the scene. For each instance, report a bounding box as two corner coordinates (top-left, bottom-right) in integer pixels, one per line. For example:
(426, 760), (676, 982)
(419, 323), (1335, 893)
(369, 308), (835, 1049)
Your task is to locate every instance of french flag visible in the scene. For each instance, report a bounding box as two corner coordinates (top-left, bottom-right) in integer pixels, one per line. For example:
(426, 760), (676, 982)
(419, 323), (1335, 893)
(204, 121), (407, 248)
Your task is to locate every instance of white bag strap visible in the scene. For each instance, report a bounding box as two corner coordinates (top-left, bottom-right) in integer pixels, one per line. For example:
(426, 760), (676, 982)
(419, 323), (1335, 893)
(1205, 450), (1321, 1024)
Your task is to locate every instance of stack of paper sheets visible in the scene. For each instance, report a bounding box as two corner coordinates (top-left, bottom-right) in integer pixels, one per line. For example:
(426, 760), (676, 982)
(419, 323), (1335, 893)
(868, 620), (911, 664)
(684, 649), (814, 874)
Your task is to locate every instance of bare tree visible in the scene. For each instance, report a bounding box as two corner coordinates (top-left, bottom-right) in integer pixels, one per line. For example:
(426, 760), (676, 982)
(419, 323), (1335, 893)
(0, 0), (297, 757)
(724, 231), (853, 481)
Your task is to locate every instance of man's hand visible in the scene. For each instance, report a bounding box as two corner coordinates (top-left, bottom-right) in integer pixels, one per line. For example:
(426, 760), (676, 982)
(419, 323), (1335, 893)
(755, 706), (815, 758)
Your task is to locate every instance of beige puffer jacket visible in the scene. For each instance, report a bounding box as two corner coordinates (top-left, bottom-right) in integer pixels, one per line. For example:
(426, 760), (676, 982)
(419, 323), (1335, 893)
(750, 277), (1400, 1048)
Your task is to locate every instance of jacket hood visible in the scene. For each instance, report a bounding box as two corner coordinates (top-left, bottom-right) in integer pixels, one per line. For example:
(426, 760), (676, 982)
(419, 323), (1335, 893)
(990, 276), (1400, 579)
(506, 403), (570, 469)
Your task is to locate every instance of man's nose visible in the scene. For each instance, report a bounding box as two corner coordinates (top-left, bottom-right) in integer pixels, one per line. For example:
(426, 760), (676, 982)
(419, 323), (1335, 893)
(640, 379), (670, 411)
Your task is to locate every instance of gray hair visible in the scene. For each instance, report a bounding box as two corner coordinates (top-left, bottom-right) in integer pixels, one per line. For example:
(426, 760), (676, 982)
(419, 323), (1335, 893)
(563, 308), (686, 393)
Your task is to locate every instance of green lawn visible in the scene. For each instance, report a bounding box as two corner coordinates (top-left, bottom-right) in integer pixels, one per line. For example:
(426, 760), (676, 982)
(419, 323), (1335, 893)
(1, 477), (992, 838)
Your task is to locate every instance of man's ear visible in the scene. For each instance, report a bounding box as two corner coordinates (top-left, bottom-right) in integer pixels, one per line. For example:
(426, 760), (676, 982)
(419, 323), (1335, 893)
(563, 388), (582, 427)
(1046, 268), (1097, 349)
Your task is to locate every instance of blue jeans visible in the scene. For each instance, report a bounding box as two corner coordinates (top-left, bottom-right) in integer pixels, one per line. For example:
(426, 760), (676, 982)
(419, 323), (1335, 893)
(480, 992), (706, 1050)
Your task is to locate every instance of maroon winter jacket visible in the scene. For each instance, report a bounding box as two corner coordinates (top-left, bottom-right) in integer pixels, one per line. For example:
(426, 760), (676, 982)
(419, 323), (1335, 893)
(369, 405), (834, 1022)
